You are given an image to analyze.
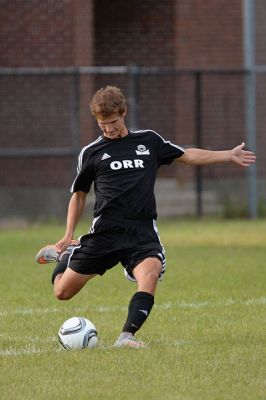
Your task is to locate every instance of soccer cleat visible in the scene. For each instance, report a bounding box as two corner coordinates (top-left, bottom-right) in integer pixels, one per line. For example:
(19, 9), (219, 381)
(113, 335), (145, 348)
(35, 240), (79, 264)
(35, 245), (60, 264)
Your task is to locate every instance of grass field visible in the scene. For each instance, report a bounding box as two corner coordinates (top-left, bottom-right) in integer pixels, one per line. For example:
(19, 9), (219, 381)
(0, 219), (265, 400)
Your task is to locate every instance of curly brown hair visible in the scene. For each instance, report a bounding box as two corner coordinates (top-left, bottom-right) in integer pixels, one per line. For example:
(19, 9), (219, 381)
(90, 86), (127, 118)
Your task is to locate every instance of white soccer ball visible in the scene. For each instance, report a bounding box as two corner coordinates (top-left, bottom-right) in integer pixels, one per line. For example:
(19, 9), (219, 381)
(58, 317), (98, 350)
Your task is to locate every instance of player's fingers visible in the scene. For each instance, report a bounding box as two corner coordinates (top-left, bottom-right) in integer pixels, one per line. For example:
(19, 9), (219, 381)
(244, 155), (256, 162)
(55, 241), (69, 253)
(242, 159), (256, 166)
(244, 150), (256, 156)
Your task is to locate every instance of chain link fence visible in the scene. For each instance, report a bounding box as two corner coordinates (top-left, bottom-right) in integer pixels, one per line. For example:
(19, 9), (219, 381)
(0, 66), (263, 221)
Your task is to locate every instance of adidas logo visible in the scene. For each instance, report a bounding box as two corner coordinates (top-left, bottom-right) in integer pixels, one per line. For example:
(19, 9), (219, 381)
(139, 309), (148, 316)
(101, 153), (111, 160)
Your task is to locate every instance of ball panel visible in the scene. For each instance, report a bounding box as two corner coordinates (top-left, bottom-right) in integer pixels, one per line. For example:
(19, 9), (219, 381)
(60, 317), (85, 335)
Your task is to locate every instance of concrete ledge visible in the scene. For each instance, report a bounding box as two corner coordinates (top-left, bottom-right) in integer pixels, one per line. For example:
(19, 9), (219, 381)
(155, 179), (221, 216)
(0, 179), (222, 221)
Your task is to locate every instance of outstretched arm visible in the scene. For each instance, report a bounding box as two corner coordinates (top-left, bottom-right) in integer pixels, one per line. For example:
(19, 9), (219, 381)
(178, 142), (256, 167)
(55, 191), (87, 253)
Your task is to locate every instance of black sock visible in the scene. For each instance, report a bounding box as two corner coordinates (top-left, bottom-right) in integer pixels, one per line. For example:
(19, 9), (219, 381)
(122, 291), (154, 335)
(51, 254), (69, 284)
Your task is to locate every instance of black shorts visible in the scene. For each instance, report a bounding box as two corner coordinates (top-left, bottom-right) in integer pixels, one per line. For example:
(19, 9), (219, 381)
(52, 215), (166, 282)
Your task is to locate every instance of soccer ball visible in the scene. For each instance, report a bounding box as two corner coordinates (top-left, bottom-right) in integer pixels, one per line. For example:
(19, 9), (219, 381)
(58, 317), (98, 350)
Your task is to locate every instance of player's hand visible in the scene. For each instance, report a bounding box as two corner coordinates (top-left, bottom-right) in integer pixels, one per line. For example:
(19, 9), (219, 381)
(55, 236), (75, 254)
(231, 142), (256, 167)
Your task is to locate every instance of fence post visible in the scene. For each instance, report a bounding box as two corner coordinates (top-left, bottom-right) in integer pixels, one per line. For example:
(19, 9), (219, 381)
(195, 72), (203, 217)
(70, 68), (81, 173)
(128, 64), (140, 130)
(243, 0), (257, 219)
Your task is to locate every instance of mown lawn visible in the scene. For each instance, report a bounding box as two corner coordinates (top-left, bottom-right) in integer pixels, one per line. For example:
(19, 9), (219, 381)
(0, 219), (265, 400)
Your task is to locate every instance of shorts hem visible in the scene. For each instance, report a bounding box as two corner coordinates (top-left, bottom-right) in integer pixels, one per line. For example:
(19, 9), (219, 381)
(125, 254), (165, 282)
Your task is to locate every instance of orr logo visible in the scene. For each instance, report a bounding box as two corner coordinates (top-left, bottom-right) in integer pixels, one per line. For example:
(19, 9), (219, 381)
(110, 159), (144, 170)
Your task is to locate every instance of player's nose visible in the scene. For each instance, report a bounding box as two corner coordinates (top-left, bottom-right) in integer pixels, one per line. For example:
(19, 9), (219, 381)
(105, 124), (114, 133)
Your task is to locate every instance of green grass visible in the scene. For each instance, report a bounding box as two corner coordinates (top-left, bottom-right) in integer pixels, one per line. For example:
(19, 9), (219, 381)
(0, 219), (265, 400)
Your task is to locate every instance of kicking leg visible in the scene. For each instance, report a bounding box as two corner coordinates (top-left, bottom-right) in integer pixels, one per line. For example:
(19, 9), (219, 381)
(50, 253), (96, 300)
(53, 267), (96, 300)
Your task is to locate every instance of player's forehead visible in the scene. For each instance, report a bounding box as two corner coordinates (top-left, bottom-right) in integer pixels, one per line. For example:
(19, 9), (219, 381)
(96, 113), (121, 124)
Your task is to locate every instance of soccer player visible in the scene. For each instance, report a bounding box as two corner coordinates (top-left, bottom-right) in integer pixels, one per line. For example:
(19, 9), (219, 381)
(36, 86), (256, 348)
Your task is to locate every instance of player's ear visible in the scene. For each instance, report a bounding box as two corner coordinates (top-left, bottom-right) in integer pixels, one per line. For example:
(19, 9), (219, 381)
(122, 108), (127, 118)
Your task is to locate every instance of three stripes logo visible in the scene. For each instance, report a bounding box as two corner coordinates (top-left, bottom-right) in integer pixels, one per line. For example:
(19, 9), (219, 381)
(101, 153), (111, 160)
(139, 309), (148, 316)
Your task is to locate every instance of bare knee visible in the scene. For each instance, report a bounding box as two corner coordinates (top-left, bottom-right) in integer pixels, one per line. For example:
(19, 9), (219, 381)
(134, 259), (161, 283)
(52, 269), (95, 300)
(134, 266), (161, 295)
(144, 270), (160, 284)
(53, 286), (74, 301)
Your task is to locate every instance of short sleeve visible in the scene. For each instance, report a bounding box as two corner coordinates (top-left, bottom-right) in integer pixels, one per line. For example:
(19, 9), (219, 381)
(154, 131), (185, 165)
(70, 149), (94, 193)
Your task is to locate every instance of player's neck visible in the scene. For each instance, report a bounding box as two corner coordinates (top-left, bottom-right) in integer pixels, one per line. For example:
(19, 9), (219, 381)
(103, 128), (128, 140)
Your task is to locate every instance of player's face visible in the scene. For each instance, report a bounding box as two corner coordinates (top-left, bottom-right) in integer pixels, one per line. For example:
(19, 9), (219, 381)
(97, 113), (128, 139)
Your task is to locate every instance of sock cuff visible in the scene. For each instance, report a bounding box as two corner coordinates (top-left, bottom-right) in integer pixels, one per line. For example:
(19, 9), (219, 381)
(131, 291), (154, 303)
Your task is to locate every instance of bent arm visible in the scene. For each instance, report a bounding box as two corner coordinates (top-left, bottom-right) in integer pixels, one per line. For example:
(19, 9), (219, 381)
(178, 142), (256, 167)
(56, 191), (87, 253)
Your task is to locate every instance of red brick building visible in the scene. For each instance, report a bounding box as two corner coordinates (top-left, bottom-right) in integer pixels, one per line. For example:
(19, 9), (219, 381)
(0, 0), (263, 218)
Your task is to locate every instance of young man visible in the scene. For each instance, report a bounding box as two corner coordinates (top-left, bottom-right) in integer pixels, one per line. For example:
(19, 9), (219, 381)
(36, 86), (256, 348)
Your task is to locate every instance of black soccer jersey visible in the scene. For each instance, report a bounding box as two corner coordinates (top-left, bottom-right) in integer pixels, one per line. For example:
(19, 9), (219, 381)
(71, 130), (184, 220)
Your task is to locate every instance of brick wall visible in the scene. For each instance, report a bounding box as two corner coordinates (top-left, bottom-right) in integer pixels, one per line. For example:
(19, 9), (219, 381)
(0, 0), (74, 67)
(255, 0), (266, 179)
(175, 0), (243, 68)
(0, 0), (264, 216)
(94, 0), (177, 178)
(0, 0), (94, 191)
(94, 0), (176, 67)
(0, 0), (94, 67)
(173, 0), (246, 183)
(94, 0), (248, 182)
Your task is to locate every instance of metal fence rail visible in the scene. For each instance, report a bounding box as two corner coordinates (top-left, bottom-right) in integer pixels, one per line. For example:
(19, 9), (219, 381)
(0, 65), (260, 219)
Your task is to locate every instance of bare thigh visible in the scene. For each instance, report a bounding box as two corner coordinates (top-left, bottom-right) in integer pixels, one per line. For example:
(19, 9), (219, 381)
(53, 267), (97, 300)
